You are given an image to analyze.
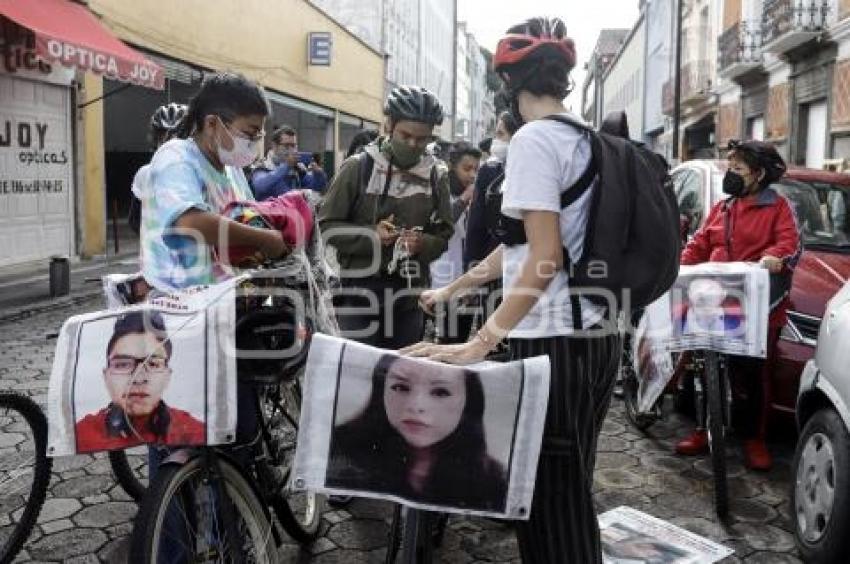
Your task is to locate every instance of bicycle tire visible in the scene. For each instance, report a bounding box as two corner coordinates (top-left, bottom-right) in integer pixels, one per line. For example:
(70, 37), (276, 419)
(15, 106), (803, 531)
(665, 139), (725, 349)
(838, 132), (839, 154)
(0, 393), (53, 564)
(265, 378), (323, 543)
(108, 448), (147, 502)
(129, 455), (277, 564)
(704, 352), (729, 517)
(400, 508), (434, 564)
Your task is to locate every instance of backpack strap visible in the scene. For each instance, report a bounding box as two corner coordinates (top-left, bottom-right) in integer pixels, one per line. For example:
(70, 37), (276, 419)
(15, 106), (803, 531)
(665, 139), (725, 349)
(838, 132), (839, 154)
(349, 152), (375, 221)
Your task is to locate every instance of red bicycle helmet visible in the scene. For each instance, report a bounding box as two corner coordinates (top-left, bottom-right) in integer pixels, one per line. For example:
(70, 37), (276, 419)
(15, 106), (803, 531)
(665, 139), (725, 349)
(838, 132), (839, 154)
(494, 19), (577, 72)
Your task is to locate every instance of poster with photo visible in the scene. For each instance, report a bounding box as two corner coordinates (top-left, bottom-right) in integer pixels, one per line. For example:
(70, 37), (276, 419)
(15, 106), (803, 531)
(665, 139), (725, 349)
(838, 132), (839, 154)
(600, 506), (733, 564)
(291, 334), (550, 519)
(630, 263), (770, 412)
(47, 280), (240, 457)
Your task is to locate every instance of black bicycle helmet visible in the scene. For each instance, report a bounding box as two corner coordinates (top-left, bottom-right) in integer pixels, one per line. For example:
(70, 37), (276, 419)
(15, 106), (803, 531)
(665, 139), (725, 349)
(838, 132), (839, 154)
(151, 103), (188, 132)
(384, 86), (444, 126)
(727, 140), (787, 185)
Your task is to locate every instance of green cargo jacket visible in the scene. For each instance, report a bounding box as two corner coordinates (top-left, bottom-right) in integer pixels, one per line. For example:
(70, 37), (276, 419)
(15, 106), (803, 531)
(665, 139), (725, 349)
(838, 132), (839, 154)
(319, 141), (454, 288)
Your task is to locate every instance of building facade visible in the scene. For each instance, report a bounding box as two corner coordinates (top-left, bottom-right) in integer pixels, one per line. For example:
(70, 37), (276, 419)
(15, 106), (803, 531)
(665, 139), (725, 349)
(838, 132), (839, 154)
(602, 15), (647, 141)
(717, 0), (850, 168)
(581, 29), (630, 127)
(644, 0), (676, 149)
(311, 0), (458, 139)
(0, 0), (386, 272)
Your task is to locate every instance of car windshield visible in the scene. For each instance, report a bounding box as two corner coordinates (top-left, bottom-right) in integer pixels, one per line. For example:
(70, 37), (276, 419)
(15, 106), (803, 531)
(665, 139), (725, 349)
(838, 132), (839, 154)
(772, 180), (850, 249)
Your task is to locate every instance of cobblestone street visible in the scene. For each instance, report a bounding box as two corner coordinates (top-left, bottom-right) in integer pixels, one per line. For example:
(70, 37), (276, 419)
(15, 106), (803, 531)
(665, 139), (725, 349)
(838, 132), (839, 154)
(1, 297), (803, 563)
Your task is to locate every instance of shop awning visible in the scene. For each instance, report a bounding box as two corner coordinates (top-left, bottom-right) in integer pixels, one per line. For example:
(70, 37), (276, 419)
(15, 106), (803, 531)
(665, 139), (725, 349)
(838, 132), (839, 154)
(0, 0), (164, 90)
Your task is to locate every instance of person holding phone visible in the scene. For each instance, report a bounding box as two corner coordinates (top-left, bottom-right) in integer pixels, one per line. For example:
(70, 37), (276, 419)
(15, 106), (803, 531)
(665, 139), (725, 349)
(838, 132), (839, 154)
(249, 124), (327, 199)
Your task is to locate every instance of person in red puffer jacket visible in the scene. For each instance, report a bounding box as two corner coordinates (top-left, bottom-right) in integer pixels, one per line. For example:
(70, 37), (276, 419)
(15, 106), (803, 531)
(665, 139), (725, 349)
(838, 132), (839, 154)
(674, 140), (801, 471)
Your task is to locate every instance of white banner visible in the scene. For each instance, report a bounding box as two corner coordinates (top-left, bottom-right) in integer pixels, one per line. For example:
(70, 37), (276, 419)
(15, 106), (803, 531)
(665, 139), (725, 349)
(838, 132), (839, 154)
(47, 280), (240, 457)
(632, 263), (770, 412)
(291, 334), (550, 519)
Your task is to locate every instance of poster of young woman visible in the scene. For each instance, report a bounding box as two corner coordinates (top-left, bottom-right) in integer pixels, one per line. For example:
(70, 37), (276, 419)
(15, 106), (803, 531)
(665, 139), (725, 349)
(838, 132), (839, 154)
(46, 280), (240, 457)
(291, 334), (550, 519)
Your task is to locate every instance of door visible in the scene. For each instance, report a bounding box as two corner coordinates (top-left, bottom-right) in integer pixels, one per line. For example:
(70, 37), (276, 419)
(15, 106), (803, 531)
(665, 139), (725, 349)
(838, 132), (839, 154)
(0, 75), (75, 268)
(804, 99), (827, 169)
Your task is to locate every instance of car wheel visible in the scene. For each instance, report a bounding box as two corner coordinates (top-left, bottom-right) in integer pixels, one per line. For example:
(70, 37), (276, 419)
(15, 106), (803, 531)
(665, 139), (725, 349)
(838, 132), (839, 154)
(792, 408), (850, 563)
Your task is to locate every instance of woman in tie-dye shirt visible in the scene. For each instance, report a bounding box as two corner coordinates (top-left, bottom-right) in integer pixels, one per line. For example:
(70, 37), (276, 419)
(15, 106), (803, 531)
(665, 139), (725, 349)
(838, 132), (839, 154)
(140, 72), (288, 292)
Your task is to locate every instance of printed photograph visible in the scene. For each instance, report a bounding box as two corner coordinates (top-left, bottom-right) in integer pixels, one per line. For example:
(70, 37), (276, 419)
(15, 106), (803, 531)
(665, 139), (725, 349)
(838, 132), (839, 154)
(670, 274), (747, 340)
(324, 343), (523, 513)
(602, 521), (694, 564)
(72, 309), (207, 454)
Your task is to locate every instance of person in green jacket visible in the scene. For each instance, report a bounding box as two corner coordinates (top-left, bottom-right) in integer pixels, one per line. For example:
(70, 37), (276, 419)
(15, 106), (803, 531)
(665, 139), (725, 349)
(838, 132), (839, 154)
(320, 86), (453, 349)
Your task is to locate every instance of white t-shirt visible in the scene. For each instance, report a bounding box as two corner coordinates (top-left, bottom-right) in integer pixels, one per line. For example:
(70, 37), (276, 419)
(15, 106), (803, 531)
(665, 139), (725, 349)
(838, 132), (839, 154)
(500, 113), (606, 338)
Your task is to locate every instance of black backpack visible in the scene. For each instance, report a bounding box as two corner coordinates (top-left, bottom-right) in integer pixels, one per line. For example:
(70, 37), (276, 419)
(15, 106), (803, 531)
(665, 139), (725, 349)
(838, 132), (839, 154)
(488, 114), (680, 325)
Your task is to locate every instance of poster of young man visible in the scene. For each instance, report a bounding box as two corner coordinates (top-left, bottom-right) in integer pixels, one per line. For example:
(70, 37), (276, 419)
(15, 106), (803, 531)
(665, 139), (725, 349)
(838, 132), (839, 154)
(47, 280), (239, 457)
(291, 334), (550, 519)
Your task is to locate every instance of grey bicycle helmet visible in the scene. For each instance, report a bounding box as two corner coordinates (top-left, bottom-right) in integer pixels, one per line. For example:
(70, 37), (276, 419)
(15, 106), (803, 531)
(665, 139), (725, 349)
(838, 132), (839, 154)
(151, 103), (188, 132)
(384, 86), (444, 125)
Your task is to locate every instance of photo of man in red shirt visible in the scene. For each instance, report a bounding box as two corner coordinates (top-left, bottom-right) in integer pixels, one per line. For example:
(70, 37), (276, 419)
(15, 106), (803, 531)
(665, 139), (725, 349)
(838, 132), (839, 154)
(75, 310), (205, 453)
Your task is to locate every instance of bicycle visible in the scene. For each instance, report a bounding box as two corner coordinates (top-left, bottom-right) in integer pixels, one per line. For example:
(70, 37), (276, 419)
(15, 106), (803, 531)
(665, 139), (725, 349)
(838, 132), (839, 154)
(129, 258), (333, 563)
(0, 392), (53, 564)
(385, 506), (449, 564)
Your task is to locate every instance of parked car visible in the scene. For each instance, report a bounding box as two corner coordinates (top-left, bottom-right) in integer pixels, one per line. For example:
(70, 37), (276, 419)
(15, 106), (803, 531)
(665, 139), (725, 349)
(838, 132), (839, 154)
(671, 160), (850, 417)
(792, 280), (850, 563)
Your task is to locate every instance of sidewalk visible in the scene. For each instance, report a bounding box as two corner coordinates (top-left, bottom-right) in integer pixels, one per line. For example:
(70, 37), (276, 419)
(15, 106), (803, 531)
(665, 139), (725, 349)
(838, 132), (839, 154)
(0, 221), (140, 323)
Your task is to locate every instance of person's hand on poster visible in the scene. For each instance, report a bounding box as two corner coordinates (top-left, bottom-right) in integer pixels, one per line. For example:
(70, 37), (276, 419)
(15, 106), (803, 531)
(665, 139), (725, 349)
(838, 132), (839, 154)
(401, 336), (490, 365)
(759, 254), (783, 273)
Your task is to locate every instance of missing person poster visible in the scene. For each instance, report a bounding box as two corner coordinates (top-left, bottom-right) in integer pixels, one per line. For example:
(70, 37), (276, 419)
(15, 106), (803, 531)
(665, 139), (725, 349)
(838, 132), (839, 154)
(600, 506), (733, 563)
(291, 334), (550, 519)
(630, 263), (770, 413)
(47, 280), (240, 457)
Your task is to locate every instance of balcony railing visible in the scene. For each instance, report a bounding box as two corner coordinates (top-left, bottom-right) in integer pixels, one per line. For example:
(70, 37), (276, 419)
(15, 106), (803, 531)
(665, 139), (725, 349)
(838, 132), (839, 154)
(662, 60), (713, 116)
(763, 0), (832, 53)
(718, 20), (764, 78)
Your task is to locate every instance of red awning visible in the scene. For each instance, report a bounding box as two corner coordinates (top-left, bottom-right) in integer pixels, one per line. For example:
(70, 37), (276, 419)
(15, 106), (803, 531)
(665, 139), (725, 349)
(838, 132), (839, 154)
(0, 0), (164, 90)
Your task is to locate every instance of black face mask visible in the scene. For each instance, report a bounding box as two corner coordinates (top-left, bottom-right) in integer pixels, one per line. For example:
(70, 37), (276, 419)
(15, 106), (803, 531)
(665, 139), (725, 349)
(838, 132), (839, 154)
(722, 171), (747, 197)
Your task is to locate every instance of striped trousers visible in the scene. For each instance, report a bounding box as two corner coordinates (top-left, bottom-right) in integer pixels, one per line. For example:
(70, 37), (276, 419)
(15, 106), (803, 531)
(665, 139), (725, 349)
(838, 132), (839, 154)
(510, 332), (621, 564)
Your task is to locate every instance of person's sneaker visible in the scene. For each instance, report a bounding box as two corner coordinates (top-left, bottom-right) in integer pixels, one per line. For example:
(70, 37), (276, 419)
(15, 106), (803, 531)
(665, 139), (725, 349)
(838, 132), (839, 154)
(744, 439), (772, 471)
(674, 429), (709, 456)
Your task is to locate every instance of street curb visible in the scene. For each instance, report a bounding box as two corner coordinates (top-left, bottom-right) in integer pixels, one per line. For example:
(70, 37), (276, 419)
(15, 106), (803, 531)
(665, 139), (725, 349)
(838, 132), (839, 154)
(0, 289), (102, 326)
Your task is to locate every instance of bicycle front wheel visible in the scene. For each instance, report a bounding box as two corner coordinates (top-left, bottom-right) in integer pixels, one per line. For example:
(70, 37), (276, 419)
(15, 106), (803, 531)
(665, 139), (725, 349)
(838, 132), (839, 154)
(129, 455), (277, 564)
(704, 352), (729, 517)
(0, 392), (52, 564)
(108, 446), (149, 502)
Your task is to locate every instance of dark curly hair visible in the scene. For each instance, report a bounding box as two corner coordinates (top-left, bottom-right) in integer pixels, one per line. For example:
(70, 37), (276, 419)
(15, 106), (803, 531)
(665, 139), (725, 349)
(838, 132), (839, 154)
(502, 17), (575, 99)
(176, 72), (270, 138)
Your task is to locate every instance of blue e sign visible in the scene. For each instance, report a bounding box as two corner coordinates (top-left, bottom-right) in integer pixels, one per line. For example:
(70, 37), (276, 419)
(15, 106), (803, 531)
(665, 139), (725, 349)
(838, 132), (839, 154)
(308, 32), (332, 67)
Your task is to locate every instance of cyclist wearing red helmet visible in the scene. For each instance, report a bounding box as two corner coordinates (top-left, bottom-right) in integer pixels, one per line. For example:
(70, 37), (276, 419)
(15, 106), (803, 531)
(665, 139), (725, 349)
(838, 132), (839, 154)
(674, 140), (802, 471)
(405, 17), (620, 563)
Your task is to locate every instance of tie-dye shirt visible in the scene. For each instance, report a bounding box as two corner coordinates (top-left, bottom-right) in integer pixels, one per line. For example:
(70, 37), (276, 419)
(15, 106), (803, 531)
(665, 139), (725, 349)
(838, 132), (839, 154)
(140, 138), (254, 291)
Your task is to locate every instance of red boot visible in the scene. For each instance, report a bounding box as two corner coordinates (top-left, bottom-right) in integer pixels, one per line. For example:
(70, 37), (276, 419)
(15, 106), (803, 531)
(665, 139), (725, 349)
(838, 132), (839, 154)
(675, 429), (709, 456)
(744, 439), (772, 471)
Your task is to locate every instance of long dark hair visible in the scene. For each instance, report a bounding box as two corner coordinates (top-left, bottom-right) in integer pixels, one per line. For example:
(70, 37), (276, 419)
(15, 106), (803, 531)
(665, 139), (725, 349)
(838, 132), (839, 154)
(176, 72), (270, 138)
(329, 354), (505, 508)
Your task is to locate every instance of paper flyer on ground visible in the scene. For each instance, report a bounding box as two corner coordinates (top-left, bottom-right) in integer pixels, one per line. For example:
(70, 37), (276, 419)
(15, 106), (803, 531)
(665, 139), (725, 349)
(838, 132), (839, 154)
(600, 506), (733, 563)
(633, 262), (770, 412)
(46, 279), (240, 457)
(291, 333), (551, 520)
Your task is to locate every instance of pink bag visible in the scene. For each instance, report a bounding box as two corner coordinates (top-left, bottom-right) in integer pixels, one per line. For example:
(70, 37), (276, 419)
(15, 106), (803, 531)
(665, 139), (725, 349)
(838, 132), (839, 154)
(221, 191), (315, 266)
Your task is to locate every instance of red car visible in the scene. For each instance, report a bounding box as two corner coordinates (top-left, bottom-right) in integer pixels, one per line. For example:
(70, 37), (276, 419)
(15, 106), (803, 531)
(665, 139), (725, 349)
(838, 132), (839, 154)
(672, 161), (850, 417)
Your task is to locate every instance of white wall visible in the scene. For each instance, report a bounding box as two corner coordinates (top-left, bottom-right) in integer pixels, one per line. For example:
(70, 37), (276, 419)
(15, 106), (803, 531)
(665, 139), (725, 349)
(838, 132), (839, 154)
(602, 18), (646, 141)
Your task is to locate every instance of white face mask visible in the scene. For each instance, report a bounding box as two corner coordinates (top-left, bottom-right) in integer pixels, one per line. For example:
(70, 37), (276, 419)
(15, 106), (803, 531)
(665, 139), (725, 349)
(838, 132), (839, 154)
(490, 138), (509, 162)
(216, 117), (263, 168)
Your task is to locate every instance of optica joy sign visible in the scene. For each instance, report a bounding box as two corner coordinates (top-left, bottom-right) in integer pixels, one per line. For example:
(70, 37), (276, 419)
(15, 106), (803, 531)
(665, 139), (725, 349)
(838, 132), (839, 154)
(43, 38), (164, 90)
